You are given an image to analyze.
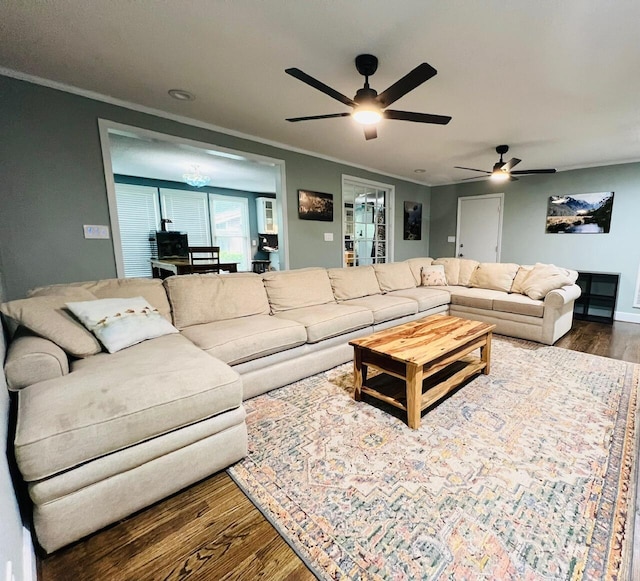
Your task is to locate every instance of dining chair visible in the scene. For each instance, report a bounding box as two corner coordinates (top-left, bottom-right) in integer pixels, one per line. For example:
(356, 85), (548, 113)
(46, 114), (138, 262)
(187, 246), (221, 273)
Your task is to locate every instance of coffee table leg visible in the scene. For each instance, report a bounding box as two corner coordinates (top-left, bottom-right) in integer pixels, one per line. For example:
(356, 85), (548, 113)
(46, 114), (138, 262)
(353, 348), (363, 401)
(481, 332), (492, 375)
(406, 363), (423, 429)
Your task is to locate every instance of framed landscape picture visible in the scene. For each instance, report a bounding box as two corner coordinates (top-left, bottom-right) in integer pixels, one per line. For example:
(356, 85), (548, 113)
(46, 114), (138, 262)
(298, 190), (333, 221)
(545, 192), (614, 234)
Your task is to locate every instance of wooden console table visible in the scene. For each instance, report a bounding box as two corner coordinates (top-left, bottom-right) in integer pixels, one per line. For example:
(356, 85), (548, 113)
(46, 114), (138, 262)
(150, 258), (238, 279)
(350, 315), (495, 429)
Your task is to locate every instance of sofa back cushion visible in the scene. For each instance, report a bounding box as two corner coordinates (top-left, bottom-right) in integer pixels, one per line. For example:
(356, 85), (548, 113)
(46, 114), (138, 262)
(432, 258), (479, 286)
(30, 278), (172, 321)
(373, 263), (416, 292)
(164, 273), (269, 329)
(263, 268), (335, 313)
(405, 258), (434, 285)
(510, 265), (534, 294)
(520, 263), (576, 300)
(327, 266), (381, 300)
(470, 263), (520, 292)
(1, 290), (102, 358)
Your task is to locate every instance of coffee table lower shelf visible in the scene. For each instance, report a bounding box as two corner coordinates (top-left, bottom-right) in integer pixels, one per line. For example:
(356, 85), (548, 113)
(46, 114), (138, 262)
(359, 355), (486, 419)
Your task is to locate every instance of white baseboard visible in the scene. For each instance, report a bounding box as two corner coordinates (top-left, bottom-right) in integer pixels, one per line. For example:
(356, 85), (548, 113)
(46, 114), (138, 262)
(22, 526), (36, 581)
(614, 311), (640, 324)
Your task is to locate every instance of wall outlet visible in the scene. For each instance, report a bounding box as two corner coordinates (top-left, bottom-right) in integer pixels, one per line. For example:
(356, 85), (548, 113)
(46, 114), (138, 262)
(324, 232), (333, 242)
(447, 235), (456, 243)
(83, 225), (110, 239)
(5, 560), (14, 581)
(251, 239), (257, 247)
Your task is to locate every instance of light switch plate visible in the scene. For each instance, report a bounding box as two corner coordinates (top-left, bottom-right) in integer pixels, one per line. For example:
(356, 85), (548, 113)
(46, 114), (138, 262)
(447, 235), (456, 243)
(83, 225), (110, 239)
(324, 232), (334, 242)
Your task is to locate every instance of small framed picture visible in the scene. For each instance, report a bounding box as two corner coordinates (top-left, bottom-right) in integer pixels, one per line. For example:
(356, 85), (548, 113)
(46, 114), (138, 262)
(298, 190), (333, 221)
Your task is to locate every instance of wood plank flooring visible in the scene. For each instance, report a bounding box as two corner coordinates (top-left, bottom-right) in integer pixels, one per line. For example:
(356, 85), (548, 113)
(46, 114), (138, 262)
(38, 320), (640, 581)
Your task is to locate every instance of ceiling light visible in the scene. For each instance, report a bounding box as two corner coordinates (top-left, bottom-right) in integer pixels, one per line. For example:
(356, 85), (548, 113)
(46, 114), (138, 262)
(414, 169), (426, 174)
(352, 105), (382, 125)
(168, 89), (195, 101)
(491, 171), (509, 182)
(183, 165), (210, 187)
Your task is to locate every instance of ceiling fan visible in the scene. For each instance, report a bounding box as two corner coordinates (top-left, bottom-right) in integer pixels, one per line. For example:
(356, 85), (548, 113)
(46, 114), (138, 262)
(455, 145), (557, 182)
(285, 54), (452, 140)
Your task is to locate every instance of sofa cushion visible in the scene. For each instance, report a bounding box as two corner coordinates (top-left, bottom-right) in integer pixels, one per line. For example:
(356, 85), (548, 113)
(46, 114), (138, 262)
(66, 297), (178, 353)
(342, 294), (418, 323)
(432, 258), (461, 286)
(181, 314), (307, 365)
(1, 292), (102, 358)
(447, 287), (510, 310)
(470, 263), (519, 292)
(274, 303), (373, 343)
(510, 265), (534, 294)
(30, 278), (172, 321)
(373, 263), (416, 292)
(388, 287), (451, 312)
(15, 334), (242, 482)
(263, 268), (335, 313)
(405, 257), (434, 285)
(164, 273), (269, 329)
(493, 294), (545, 318)
(520, 263), (575, 300)
(457, 259), (480, 286)
(421, 265), (447, 286)
(327, 266), (381, 300)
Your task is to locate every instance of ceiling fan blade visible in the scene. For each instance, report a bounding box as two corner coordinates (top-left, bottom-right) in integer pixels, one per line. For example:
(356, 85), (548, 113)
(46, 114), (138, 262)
(364, 126), (377, 140)
(286, 112), (351, 122)
(376, 63), (437, 108)
(510, 169), (557, 175)
(384, 109), (451, 125)
(502, 157), (521, 172)
(285, 68), (356, 107)
(454, 166), (492, 174)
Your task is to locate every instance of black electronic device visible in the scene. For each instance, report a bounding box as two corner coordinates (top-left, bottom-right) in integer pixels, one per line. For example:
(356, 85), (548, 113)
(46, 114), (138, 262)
(150, 231), (189, 259)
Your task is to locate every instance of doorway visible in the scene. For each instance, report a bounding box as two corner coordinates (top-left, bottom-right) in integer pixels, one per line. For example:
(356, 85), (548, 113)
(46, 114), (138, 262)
(98, 120), (288, 276)
(456, 193), (504, 262)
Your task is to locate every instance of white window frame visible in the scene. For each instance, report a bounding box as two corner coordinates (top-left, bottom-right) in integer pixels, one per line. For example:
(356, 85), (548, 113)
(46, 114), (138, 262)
(209, 193), (251, 271)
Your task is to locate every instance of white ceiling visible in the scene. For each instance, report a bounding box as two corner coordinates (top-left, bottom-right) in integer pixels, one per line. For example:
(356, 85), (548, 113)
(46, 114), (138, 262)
(2, 1), (640, 186)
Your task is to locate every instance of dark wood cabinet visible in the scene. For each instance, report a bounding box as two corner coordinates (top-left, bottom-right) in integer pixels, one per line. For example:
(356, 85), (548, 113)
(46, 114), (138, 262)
(573, 271), (619, 324)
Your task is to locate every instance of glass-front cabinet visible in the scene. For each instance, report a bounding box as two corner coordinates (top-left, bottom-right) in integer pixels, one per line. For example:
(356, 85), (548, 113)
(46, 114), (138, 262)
(342, 180), (389, 267)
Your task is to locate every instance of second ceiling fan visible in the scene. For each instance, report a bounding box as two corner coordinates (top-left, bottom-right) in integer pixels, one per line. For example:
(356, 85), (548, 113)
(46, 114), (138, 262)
(285, 54), (452, 140)
(455, 145), (557, 182)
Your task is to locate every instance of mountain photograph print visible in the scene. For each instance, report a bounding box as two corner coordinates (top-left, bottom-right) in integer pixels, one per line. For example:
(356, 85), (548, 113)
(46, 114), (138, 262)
(545, 192), (614, 233)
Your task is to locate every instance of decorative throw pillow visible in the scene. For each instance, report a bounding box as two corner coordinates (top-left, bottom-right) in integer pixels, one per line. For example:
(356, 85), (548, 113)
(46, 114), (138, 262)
(420, 265), (448, 286)
(0, 292), (102, 358)
(520, 263), (574, 300)
(469, 263), (520, 292)
(66, 297), (178, 354)
(510, 265), (535, 294)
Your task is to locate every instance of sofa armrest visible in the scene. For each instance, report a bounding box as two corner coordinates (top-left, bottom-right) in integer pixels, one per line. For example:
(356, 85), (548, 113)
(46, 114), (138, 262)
(4, 329), (69, 391)
(544, 284), (582, 308)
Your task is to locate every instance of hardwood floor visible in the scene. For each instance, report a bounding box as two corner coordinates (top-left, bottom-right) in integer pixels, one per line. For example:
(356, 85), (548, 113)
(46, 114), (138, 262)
(38, 320), (640, 581)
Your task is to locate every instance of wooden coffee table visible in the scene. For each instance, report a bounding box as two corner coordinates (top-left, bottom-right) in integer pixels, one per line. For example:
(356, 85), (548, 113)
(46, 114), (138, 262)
(349, 315), (496, 429)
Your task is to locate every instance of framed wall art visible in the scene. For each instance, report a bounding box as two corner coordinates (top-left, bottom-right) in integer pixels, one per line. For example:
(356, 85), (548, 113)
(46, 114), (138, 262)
(298, 190), (333, 221)
(545, 192), (614, 234)
(403, 201), (422, 240)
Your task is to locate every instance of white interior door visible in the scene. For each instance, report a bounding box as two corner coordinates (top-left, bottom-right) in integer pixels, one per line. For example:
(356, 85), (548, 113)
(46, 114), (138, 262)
(456, 194), (504, 262)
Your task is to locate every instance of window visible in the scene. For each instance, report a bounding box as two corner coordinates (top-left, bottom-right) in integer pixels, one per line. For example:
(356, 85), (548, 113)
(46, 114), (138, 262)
(210, 195), (250, 271)
(115, 184), (252, 277)
(115, 184), (160, 278)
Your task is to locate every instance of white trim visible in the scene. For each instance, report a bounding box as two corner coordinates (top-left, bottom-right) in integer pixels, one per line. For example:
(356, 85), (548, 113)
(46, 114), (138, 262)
(634, 263), (640, 309)
(1, 66), (429, 188)
(613, 311), (640, 324)
(22, 525), (36, 581)
(97, 119), (289, 276)
(455, 192), (504, 261)
(341, 174), (395, 265)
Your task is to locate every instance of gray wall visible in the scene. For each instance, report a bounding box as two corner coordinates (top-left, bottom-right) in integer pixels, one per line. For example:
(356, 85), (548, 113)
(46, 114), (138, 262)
(0, 75), (430, 300)
(430, 163), (640, 317)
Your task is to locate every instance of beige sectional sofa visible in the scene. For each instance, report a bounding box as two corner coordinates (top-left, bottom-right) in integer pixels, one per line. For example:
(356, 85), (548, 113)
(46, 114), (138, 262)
(1, 257), (580, 552)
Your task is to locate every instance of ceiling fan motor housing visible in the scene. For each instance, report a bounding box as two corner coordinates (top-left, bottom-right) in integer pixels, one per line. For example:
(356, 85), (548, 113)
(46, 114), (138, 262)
(355, 54), (378, 77)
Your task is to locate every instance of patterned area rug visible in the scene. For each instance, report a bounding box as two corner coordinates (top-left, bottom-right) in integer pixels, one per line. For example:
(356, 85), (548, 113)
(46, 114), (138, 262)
(228, 338), (639, 580)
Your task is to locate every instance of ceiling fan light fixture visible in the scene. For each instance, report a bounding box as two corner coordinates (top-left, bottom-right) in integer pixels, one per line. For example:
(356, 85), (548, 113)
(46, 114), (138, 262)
(491, 171), (509, 182)
(352, 105), (382, 125)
